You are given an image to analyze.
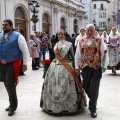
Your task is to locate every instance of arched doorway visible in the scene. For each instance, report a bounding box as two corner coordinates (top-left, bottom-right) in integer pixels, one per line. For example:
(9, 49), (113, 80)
(73, 19), (78, 34)
(60, 17), (66, 30)
(42, 13), (50, 38)
(14, 7), (27, 39)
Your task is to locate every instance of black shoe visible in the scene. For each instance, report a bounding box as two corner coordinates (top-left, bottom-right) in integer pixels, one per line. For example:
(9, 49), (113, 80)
(5, 107), (9, 111)
(112, 67), (116, 75)
(19, 73), (25, 76)
(32, 68), (39, 70)
(8, 111), (14, 116)
(91, 112), (97, 118)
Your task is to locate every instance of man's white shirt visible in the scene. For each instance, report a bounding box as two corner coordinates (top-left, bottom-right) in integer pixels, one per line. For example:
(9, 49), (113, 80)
(18, 35), (29, 65)
(75, 34), (86, 47)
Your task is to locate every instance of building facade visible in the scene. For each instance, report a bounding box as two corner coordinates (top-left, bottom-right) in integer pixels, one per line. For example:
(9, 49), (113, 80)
(0, 0), (85, 40)
(117, 0), (120, 32)
(82, 0), (117, 34)
(82, 0), (92, 26)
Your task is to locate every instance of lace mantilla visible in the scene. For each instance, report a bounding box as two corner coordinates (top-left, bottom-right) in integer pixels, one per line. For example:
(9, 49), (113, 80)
(54, 41), (72, 58)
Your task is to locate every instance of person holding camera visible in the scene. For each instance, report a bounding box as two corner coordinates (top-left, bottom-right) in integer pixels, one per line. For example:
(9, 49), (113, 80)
(29, 33), (40, 70)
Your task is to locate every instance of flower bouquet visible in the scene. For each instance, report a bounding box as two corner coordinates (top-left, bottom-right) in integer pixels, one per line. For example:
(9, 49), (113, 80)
(42, 59), (51, 78)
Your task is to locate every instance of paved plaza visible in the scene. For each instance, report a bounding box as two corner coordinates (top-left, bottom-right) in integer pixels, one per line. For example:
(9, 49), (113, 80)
(0, 56), (120, 120)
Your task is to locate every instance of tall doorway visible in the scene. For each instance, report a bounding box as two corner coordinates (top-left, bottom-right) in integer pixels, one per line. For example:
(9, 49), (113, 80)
(73, 19), (78, 34)
(42, 13), (50, 38)
(14, 7), (27, 39)
(60, 17), (66, 30)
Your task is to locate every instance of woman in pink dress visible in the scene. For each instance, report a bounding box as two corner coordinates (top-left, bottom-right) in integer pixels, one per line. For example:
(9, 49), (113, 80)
(107, 27), (120, 74)
(29, 33), (40, 70)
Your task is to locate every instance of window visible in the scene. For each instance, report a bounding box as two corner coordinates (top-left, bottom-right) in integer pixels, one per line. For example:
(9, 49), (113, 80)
(103, 22), (106, 28)
(99, 12), (102, 18)
(61, 17), (65, 26)
(99, 22), (102, 28)
(93, 4), (96, 9)
(15, 7), (25, 19)
(101, 4), (103, 10)
(94, 13), (96, 19)
(103, 12), (106, 18)
(42, 13), (49, 23)
(99, 22), (100, 28)
(99, 22), (106, 28)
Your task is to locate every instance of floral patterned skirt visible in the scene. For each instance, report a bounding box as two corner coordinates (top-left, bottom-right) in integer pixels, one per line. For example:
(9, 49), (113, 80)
(40, 61), (84, 114)
(107, 46), (120, 70)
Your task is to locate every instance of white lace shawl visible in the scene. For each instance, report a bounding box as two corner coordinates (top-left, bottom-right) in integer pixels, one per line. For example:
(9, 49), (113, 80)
(54, 40), (72, 58)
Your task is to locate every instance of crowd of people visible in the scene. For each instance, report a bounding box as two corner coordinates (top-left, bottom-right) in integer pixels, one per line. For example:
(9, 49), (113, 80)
(40, 25), (120, 118)
(0, 18), (120, 118)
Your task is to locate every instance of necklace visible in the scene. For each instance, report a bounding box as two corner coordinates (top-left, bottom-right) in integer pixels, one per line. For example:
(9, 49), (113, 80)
(1, 31), (12, 42)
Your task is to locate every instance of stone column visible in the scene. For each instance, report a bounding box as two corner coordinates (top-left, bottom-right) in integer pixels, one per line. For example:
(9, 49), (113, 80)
(53, 7), (59, 34)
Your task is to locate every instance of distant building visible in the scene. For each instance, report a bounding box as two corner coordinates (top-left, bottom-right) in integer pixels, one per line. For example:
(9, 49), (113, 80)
(82, 0), (117, 34)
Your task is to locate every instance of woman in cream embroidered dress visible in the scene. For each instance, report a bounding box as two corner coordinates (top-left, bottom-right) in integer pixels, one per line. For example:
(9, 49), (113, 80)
(40, 29), (84, 114)
(107, 27), (120, 74)
(101, 31), (109, 44)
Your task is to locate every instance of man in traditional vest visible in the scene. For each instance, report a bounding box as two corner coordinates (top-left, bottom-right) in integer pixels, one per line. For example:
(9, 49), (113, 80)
(75, 24), (109, 118)
(0, 19), (29, 116)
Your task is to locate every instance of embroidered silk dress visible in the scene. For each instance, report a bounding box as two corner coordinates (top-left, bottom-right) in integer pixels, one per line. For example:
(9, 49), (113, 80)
(40, 40), (84, 114)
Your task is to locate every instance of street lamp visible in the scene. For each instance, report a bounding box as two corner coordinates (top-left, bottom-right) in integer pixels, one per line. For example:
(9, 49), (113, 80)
(28, 0), (40, 31)
(107, 18), (110, 31)
(73, 12), (78, 34)
(92, 19), (99, 32)
(74, 12), (78, 19)
(92, 19), (96, 26)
